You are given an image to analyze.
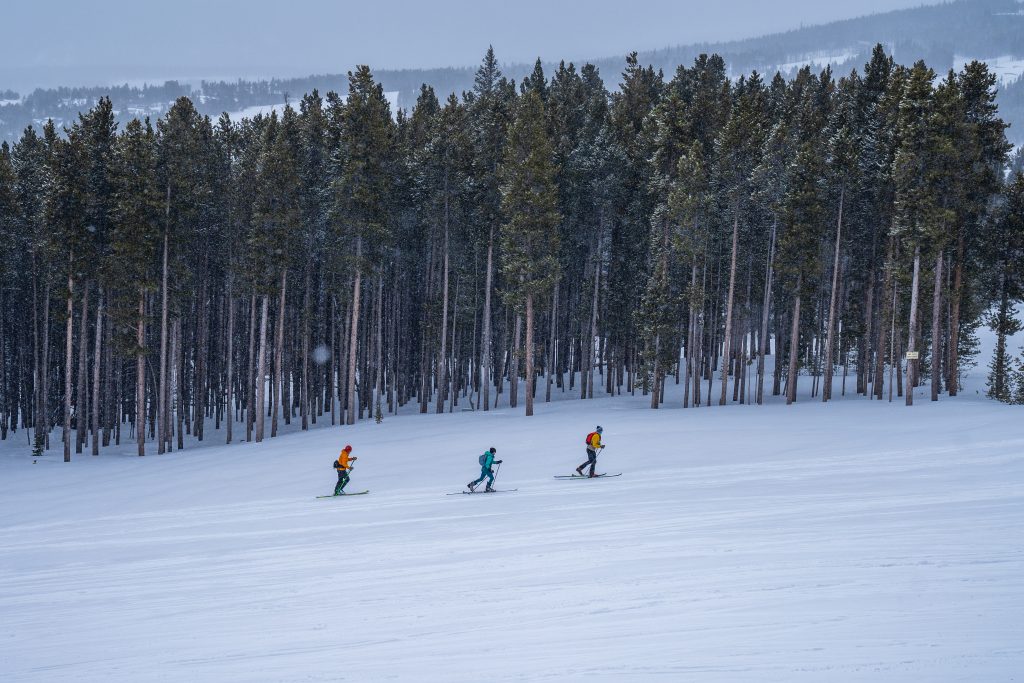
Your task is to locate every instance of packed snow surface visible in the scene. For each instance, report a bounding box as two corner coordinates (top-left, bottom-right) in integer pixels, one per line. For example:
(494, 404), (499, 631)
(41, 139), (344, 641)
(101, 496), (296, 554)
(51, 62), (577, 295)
(1, 363), (1022, 680)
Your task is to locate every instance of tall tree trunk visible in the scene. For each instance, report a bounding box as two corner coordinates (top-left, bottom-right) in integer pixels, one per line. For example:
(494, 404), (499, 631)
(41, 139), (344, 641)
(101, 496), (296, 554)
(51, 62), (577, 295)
(436, 221), (449, 414)
(786, 275), (802, 406)
(136, 292), (146, 456)
(91, 289), (103, 455)
(874, 238), (895, 400)
(525, 293), (535, 416)
(720, 210), (740, 406)
(226, 283), (234, 444)
(948, 231), (965, 395)
(301, 266), (310, 430)
(255, 294), (269, 442)
(63, 273), (74, 462)
(246, 294), (257, 441)
(756, 219), (776, 405)
(905, 245), (921, 407)
(587, 246), (601, 400)
(509, 314), (522, 408)
(822, 185), (844, 402)
(347, 237), (363, 426)
(171, 317), (182, 450)
(931, 251), (943, 401)
(375, 272), (384, 419)
(157, 228), (169, 454)
(481, 228), (494, 412)
(546, 279), (558, 403)
(76, 283), (90, 453)
(272, 269), (287, 437)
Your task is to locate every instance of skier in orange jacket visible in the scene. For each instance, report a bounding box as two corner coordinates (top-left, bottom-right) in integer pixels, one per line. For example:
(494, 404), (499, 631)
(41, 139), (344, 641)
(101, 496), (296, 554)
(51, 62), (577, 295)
(334, 445), (358, 495)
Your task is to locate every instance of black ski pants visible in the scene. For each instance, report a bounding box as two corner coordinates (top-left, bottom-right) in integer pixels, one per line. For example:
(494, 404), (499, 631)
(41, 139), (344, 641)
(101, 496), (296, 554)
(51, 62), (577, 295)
(577, 448), (598, 476)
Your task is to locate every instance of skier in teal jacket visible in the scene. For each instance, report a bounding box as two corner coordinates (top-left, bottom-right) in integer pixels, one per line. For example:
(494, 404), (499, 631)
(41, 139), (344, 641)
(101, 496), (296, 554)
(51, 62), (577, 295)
(467, 447), (502, 492)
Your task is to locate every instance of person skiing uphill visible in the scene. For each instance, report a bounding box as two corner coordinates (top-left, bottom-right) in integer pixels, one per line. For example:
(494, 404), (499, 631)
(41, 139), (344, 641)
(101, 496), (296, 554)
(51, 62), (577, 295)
(467, 447), (502, 492)
(576, 426), (604, 477)
(333, 445), (358, 495)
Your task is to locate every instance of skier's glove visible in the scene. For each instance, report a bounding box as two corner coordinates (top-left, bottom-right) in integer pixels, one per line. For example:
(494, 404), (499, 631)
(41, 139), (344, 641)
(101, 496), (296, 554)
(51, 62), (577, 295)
(496, 460), (503, 464)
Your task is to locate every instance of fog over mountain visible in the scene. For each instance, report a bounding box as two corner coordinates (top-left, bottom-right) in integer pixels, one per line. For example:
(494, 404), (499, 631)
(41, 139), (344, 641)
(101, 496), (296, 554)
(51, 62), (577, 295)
(2, 0), (933, 91)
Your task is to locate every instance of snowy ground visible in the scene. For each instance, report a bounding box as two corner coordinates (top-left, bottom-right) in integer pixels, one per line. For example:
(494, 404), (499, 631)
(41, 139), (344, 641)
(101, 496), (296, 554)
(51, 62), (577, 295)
(2, 341), (1023, 681)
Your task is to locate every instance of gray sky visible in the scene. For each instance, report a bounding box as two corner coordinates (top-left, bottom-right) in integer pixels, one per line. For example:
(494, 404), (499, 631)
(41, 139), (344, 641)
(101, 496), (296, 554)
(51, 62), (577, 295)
(2, 0), (934, 91)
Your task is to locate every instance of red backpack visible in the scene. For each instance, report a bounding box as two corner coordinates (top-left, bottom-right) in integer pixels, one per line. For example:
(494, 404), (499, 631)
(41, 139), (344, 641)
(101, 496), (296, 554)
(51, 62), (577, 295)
(585, 431), (597, 446)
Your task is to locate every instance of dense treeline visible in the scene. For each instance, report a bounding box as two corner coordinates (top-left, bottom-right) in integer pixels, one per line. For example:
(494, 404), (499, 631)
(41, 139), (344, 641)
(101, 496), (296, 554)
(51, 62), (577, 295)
(0, 45), (1021, 462)
(4, 1), (1024, 147)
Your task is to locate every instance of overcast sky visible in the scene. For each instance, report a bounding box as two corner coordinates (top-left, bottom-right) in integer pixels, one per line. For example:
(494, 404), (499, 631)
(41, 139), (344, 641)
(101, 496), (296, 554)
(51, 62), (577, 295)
(2, 0), (936, 91)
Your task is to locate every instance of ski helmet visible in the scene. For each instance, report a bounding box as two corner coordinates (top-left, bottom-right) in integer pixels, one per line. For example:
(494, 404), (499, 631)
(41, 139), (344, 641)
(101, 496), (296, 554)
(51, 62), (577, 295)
(489, 447), (497, 454)
(596, 426), (603, 433)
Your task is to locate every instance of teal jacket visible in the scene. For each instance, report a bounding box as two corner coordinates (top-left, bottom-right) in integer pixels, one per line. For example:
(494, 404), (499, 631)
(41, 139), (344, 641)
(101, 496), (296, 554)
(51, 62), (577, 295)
(479, 452), (496, 469)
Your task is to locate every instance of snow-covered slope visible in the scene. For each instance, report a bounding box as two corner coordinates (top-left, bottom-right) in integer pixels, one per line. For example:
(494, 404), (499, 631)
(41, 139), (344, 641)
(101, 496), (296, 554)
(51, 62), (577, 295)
(1, 351), (1022, 680)
(226, 91), (401, 122)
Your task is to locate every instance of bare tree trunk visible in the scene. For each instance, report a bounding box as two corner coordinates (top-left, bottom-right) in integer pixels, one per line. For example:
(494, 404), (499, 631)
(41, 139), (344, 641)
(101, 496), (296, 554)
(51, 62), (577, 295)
(888, 283), (898, 402)
(76, 284), (89, 453)
(874, 238), (895, 400)
(948, 232), (964, 395)
(171, 317), (182, 450)
(347, 237), (363, 426)
(436, 221), (449, 414)
(756, 219), (776, 405)
(272, 269), (287, 437)
(587, 247), (600, 400)
(301, 267), (310, 430)
(330, 295), (337, 425)
(509, 314), (522, 408)
(63, 272), (74, 462)
(375, 272), (384, 418)
(720, 211), (739, 406)
(226, 283), (234, 444)
(822, 185), (844, 402)
(136, 292), (146, 456)
(905, 245), (921, 407)
(931, 251), (943, 401)
(481, 228), (494, 412)
(246, 294), (257, 441)
(546, 280), (558, 403)
(525, 293), (535, 416)
(91, 289), (103, 455)
(157, 228), (169, 454)
(786, 275), (802, 406)
(255, 294), (269, 441)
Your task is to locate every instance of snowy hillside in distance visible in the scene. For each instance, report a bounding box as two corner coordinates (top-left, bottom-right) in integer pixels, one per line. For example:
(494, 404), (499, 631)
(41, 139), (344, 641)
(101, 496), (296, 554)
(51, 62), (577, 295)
(226, 91), (401, 121)
(1, 332), (1022, 681)
(955, 54), (1024, 85)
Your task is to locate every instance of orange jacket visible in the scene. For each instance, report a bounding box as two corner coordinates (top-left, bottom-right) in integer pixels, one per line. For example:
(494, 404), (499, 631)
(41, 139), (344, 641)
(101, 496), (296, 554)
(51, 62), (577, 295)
(587, 432), (602, 449)
(336, 450), (355, 470)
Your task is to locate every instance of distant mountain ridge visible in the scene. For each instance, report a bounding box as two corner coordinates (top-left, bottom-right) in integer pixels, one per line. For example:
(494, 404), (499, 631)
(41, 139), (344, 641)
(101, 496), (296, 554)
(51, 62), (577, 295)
(3, 0), (1023, 143)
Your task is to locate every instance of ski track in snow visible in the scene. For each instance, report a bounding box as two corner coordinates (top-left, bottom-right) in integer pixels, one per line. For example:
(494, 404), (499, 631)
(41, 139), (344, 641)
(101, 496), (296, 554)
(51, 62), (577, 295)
(1, 364), (1023, 681)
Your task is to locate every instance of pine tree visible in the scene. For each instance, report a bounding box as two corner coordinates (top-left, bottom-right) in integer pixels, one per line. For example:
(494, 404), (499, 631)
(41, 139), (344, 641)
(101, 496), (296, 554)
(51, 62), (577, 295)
(499, 91), (561, 416)
(331, 66), (395, 425)
(110, 118), (162, 455)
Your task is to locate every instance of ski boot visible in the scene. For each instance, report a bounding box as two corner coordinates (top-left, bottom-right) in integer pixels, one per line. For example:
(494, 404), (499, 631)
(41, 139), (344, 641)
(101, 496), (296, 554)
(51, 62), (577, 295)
(575, 466), (585, 477)
(485, 485), (495, 493)
(467, 482), (477, 492)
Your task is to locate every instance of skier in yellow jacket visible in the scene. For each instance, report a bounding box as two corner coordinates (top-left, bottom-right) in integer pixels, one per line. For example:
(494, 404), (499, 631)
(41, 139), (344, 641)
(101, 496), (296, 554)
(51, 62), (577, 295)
(576, 426), (604, 477)
(334, 445), (358, 495)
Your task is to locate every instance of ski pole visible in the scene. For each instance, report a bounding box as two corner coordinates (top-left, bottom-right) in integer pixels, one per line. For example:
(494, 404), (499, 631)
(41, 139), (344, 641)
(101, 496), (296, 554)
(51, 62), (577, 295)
(494, 461), (502, 484)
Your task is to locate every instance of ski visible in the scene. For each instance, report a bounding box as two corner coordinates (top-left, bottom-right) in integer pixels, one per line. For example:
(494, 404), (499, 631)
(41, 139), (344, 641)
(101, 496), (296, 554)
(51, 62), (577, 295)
(553, 473), (621, 479)
(316, 491), (369, 498)
(446, 489), (518, 495)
